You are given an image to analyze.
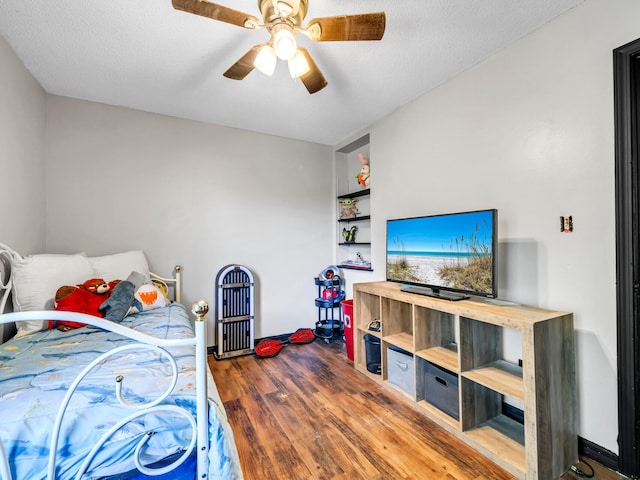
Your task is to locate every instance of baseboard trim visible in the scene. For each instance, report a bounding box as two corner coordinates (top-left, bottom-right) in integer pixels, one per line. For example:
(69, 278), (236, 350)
(578, 436), (619, 472)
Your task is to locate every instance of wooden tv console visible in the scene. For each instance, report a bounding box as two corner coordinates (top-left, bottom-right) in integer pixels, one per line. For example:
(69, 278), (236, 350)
(353, 281), (577, 480)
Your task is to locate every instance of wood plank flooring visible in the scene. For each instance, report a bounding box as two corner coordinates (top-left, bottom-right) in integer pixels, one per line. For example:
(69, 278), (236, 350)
(209, 338), (626, 480)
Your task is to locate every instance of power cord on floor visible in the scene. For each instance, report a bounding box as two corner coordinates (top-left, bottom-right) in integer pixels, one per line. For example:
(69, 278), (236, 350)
(570, 459), (595, 478)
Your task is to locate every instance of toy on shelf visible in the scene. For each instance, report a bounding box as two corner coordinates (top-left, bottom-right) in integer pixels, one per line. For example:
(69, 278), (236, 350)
(356, 153), (370, 188)
(339, 197), (359, 219)
(342, 225), (358, 243)
(341, 251), (372, 270)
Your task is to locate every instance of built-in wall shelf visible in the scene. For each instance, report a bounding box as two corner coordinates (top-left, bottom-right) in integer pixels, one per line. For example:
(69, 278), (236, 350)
(335, 135), (372, 272)
(337, 189), (370, 200)
(341, 265), (374, 272)
(338, 215), (370, 223)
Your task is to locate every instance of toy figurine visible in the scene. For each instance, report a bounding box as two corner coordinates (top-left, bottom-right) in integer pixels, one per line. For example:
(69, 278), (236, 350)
(339, 197), (359, 219)
(356, 153), (370, 188)
(342, 225), (358, 243)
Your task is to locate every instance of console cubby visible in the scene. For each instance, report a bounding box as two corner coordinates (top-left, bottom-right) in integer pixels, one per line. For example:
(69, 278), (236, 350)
(414, 307), (458, 373)
(380, 298), (413, 352)
(353, 281), (577, 480)
(459, 316), (524, 401)
(461, 379), (526, 474)
(354, 291), (381, 378)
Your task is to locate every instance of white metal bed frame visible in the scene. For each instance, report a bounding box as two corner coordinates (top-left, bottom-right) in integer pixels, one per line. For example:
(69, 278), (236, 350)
(0, 247), (211, 480)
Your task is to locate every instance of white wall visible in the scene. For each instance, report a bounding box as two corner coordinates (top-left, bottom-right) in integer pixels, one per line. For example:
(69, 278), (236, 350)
(0, 36), (46, 341)
(44, 96), (334, 341)
(357, 0), (639, 455)
(0, 36), (46, 254)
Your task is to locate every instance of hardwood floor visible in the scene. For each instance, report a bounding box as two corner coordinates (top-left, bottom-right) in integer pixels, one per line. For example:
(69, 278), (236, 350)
(209, 338), (626, 480)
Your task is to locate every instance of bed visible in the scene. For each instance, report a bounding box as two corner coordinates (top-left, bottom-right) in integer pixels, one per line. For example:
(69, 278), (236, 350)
(0, 244), (243, 480)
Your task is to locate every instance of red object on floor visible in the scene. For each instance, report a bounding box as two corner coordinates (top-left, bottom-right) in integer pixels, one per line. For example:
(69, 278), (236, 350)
(342, 299), (354, 361)
(255, 328), (316, 358)
(255, 339), (286, 358)
(288, 328), (315, 344)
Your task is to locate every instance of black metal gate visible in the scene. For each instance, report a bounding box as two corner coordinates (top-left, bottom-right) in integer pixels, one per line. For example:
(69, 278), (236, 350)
(214, 265), (255, 360)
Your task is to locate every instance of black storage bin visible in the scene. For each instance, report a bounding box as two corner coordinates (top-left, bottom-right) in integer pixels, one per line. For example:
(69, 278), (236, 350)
(364, 334), (381, 375)
(424, 361), (459, 420)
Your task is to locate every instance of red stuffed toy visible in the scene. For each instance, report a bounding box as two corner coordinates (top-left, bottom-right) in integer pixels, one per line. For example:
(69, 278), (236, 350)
(50, 278), (120, 331)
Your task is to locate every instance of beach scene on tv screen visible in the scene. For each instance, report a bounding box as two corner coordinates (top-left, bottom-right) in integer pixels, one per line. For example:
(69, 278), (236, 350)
(387, 210), (494, 294)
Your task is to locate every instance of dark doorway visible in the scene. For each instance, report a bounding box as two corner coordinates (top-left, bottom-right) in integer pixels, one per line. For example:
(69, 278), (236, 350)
(614, 37), (640, 478)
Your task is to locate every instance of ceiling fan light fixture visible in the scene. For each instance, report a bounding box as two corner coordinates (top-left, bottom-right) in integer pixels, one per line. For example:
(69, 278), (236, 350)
(272, 24), (297, 60)
(174, 0), (384, 94)
(288, 49), (310, 78)
(254, 45), (277, 75)
(272, 0), (300, 17)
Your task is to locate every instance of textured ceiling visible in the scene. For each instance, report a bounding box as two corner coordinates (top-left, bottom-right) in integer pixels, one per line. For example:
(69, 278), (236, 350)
(0, 0), (583, 145)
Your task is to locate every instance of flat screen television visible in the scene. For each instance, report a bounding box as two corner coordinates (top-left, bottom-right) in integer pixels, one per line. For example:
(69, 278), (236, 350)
(386, 209), (497, 300)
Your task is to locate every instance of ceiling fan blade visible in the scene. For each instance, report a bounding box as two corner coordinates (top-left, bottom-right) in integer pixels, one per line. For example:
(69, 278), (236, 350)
(298, 48), (327, 94)
(172, 0), (260, 29)
(305, 12), (385, 42)
(223, 45), (262, 80)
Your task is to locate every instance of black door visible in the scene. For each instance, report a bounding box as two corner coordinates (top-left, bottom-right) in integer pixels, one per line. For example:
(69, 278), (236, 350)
(614, 37), (640, 479)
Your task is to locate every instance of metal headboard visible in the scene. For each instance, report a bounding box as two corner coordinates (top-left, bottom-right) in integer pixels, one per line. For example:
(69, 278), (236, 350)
(150, 265), (182, 304)
(0, 243), (21, 315)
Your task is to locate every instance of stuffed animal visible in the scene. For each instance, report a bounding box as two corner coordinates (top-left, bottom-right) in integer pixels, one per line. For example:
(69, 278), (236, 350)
(98, 271), (170, 322)
(128, 283), (170, 314)
(51, 278), (119, 330)
(99, 280), (136, 323)
(356, 153), (370, 188)
(339, 198), (359, 219)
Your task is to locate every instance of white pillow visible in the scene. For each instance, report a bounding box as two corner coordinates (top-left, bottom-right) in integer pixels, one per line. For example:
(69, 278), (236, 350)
(89, 251), (149, 282)
(11, 253), (93, 338)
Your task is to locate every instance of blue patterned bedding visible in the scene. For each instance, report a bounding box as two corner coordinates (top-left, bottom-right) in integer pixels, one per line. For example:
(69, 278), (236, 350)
(0, 304), (243, 480)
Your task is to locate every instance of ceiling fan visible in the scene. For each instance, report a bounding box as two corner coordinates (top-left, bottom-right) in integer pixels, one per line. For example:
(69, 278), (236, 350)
(172, 0), (386, 94)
